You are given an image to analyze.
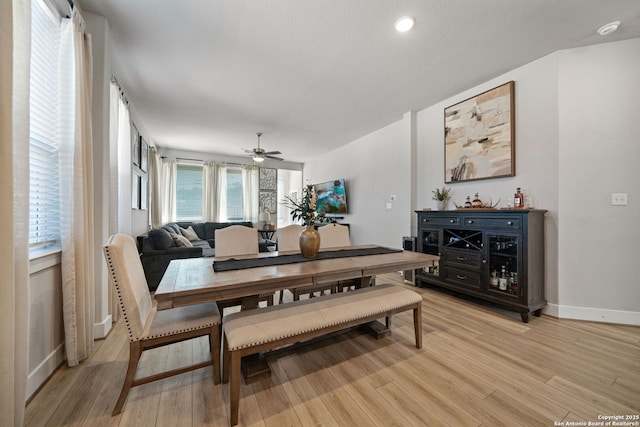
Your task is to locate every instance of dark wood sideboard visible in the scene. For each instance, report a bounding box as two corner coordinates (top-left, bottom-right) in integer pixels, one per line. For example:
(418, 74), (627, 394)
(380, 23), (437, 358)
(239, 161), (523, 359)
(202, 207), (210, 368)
(414, 209), (547, 322)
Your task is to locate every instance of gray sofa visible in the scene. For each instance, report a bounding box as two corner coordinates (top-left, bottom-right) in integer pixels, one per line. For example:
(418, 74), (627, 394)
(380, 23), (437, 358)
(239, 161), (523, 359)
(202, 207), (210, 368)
(137, 221), (274, 291)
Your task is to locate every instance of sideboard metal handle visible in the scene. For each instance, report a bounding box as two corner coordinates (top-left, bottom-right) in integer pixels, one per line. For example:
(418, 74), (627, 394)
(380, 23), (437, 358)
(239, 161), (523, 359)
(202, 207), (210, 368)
(450, 219), (455, 223)
(456, 256), (466, 261)
(467, 220), (474, 224)
(456, 275), (467, 280)
(507, 221), (513, 225)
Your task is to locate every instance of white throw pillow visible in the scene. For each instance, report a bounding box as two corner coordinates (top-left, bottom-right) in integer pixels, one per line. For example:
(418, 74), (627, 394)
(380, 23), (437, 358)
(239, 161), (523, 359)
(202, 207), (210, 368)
(171, 232), (193, 248)
(180, 226), (199, 241)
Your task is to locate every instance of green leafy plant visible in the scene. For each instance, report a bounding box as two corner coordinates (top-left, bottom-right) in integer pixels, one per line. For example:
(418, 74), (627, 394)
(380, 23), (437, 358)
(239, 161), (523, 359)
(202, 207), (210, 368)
(432, 186), (452, 202)
(282, 184), (333, 227)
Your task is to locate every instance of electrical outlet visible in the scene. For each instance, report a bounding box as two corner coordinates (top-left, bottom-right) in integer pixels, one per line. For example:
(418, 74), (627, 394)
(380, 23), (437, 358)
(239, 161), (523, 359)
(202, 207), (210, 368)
(611, 193), (627, 206)
(386, 202), (393, 210)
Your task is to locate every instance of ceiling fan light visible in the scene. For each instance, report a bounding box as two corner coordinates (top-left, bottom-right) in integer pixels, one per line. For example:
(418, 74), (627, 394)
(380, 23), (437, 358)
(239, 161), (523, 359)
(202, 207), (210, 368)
(253, 155), (265, 162)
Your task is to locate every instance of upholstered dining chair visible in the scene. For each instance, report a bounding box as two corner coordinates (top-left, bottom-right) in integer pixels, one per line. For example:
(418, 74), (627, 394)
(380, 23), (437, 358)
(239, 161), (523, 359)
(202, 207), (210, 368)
(275, 224), (304, 253)
(318, 223), (351, 249)
(103, 233), (221, 416)
(214, 225), (274, 311)
(318, 223), (369, 292)
(214, 225), (260, 258)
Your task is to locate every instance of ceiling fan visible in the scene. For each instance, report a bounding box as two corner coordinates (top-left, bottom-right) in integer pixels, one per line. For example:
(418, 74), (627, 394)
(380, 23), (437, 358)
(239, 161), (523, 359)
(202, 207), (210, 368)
(243, 132), (283, 162)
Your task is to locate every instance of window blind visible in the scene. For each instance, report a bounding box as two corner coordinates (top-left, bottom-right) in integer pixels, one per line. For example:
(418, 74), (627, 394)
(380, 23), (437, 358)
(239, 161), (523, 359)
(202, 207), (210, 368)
(226, 168), (244, 220)
(29, 0), (62, 250)
(176, 164), (203, 221)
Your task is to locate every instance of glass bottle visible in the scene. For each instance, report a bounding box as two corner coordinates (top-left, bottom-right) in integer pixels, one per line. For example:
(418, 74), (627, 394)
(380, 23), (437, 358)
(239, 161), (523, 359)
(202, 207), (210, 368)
(511, 272), (519, 295)
(490, 270), (499, 288)
(472, 193), (482, 208)
(498, 266), (508, 291)
(464, 196), (472, 208)
(514, 187), (524, 209)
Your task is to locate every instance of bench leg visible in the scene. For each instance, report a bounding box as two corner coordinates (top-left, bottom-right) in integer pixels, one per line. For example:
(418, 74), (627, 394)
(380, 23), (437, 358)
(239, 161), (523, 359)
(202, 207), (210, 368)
(211, 325), (222, 385)
(222, 335), (230, 384)
(413, 304), (422, 349)
(230, 351), (242, 426)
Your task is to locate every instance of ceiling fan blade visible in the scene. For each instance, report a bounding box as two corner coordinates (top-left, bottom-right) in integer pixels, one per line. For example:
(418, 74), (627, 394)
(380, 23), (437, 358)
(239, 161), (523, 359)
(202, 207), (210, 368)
(265, 155), (283, 161)
(242, 148), (255, 154)
(263, 150), (281, 155)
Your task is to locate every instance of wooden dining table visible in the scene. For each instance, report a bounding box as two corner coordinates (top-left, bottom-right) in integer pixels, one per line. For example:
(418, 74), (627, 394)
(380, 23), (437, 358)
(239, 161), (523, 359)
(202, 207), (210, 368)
(155, 246), (437, 311)
(154, 245), (438, 382)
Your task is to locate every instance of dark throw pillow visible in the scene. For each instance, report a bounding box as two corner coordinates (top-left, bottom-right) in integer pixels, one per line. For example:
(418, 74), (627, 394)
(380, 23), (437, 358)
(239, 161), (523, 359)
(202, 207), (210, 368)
(148, 228), (175, 250)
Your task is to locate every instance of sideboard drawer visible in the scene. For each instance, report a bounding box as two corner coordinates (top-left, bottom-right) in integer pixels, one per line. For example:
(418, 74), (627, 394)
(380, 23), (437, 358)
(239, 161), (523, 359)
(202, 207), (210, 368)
(462, 216), (521, 230)
(443, 267), (482, 290)
(443, 249), (482, 269)
(420, 216), (460, 227)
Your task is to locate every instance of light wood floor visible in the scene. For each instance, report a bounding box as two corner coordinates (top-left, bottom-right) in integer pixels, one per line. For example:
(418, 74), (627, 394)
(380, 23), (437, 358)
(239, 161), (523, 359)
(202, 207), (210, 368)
(25, 273), (640, 426)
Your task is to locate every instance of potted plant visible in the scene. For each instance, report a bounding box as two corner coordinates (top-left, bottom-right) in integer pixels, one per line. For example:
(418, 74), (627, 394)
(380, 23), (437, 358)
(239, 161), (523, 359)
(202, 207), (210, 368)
(432, 186), (452, 210)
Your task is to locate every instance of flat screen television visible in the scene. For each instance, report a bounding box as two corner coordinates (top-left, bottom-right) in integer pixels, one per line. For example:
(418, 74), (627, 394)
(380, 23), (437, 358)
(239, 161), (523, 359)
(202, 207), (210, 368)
(314, 179), (348, 214)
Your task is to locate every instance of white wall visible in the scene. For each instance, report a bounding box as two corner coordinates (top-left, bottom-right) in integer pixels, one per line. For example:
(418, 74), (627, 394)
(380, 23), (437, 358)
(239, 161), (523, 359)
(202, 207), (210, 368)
(557, 38), (640, 322)
(304, 114), (413, 249)
(304, 38), (640, 325)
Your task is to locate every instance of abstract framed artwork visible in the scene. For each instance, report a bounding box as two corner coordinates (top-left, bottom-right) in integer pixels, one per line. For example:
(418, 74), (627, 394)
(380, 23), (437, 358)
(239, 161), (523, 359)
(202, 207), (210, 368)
(259, 167), (277, 190)
(140, 176), (148, 210)
(132, 125), (140, 167)
(444, 81), (515, 183)
(259, 190), (277, 215)
(132, 172), (140, 209)
(140, 137), (149, 172)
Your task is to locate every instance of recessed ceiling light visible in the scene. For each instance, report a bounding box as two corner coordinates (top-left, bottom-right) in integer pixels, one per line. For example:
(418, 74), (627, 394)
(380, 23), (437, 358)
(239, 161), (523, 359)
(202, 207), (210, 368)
(395, 16), (415, 32)
(597, 21), (620, 36)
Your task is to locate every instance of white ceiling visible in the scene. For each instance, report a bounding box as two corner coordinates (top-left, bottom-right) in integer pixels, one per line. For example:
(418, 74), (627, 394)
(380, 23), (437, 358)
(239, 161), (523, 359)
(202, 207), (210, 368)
(78, 0), (640, 163)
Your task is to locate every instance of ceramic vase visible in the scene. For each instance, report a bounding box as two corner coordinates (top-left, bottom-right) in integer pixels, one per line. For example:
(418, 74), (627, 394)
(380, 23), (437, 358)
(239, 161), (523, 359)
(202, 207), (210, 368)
(436, 200), (448, 210)
(299, 226), (320, 258)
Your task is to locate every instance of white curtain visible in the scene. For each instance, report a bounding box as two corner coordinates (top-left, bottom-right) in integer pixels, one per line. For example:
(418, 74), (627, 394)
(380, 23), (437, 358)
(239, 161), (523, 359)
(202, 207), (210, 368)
(217, 165), (228, 221)
(203, 160), (219, 221)
(242, 165), (259, 223)
(109, 80), (132, 234)
(160, 158), (176, 224)
(58, 9), (95, 367)
(149, 146), (162, 228)
(0, 0), (30, 424)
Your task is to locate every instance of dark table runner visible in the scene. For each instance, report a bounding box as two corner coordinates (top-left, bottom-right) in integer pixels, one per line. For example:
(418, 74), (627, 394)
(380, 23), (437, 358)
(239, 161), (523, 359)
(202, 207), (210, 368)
(213, 246), (402, 272)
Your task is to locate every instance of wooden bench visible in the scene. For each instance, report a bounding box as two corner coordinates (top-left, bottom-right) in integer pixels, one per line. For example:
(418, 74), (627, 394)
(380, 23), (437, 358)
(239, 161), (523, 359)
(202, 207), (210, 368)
(222, 283), (423, 426)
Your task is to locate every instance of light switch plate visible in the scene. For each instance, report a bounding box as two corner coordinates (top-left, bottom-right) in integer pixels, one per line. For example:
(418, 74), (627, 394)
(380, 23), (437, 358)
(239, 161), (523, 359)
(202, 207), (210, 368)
(611, 193), (628, 206)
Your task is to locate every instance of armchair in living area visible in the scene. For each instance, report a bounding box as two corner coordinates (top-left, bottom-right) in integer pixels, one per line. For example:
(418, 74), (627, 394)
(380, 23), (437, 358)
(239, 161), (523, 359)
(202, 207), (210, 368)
(214, 225), (275, 313)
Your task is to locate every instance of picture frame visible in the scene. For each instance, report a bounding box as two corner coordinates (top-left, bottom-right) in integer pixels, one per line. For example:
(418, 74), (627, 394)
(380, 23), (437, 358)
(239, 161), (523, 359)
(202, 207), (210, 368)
(444, 81), (515, 183)
(132, 172), (140, 209)
(140, 176), (148, 210)
(259, 190), (277, 215)
(132, 125), (140, 167)
(140, 137), (149, 172)
(259, 167), (277, 190)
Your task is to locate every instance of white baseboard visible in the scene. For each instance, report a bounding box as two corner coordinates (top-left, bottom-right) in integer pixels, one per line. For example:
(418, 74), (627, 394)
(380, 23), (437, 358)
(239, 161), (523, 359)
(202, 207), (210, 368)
(545, 303), (640, 326)
(94, 314), (113, 339)
(27, 343), (65, 400)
